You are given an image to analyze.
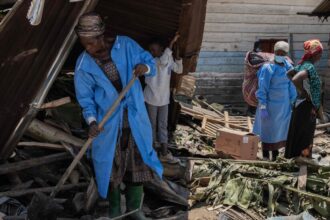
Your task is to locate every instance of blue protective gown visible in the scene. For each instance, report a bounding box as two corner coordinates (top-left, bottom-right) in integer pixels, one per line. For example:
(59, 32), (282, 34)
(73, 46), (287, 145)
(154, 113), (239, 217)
(253, 60), (297, 144)
(74, 36), (163, 198)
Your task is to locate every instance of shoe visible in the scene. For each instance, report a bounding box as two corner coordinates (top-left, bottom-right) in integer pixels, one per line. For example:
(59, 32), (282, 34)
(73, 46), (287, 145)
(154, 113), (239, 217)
(125, 185), (151, 220)
(108, 187), (122, 218)
(160, 152), (180, 164)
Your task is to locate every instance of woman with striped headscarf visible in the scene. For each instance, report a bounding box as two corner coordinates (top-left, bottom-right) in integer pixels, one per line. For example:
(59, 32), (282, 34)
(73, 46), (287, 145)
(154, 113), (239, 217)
(285, 39), (324, 158)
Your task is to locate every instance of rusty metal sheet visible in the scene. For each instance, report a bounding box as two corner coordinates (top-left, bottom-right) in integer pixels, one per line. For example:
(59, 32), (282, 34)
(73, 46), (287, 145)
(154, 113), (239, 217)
(96, 0), (182, 47)
(0, 0), (206, 160)
(96, 0), (207, 73)
(0, 0), (96, 160)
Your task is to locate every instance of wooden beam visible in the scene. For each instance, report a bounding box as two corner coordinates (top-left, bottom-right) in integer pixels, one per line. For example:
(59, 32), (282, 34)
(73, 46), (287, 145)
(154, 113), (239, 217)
(0, 183), (88, 197)
(0, 152), (71, 175)
(316, 122), (330, 129)
(18, 141), (64, 150)
(26, 119), (84, 147)
(40, 97), (71, 109)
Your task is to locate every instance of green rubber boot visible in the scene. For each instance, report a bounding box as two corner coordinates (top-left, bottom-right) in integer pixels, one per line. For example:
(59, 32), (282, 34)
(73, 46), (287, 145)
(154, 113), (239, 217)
(125, 185), (151, 220)
(108, 187), (122, 218)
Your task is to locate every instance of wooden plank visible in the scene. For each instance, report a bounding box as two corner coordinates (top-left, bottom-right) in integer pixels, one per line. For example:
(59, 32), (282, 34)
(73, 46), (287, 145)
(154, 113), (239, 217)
(206, 0), (322, 6)
(192, 72), (244, 78)
(201, 116), (208, 131)
(18, 141), (64, 150)
(247, 117), (252, 132)
(293, 33), (330, 42)
(205, 13), (326, 25)
(0, 152), (71, 175)
(196, 80), (243, 87)
(0, 183), (88, 197)
(198, 56), (244, 65)
(200, 39), (329, 52)
(202, 32), (289, 43)
(40, 97), (71, 109)
(199, 51), (246, 58)
(202, 32), (330, 44)
(195, 87), (243, 95)
(26, 119), (84, 147)
(198, 50), (328, 59)
(224, 111), (229, 128)
(196, 65), (244, 73)
(206, 3), (313, 15)
(201, 41), (254, 51)
(298, 165), (307, 190)
(204, 23), (330, 34)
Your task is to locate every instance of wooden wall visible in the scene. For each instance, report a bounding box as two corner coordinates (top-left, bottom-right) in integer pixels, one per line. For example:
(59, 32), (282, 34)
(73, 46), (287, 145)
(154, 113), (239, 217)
(194, 0), (330, 109)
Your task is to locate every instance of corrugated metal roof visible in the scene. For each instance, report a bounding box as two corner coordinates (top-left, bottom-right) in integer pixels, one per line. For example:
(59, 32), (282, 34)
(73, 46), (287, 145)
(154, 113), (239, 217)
(312, 0), (330, 15)
(95, 0), (207, 73)
(0, 0), (96, 159)
(96, 0), (182, 48)
(0, 0), (206, 159)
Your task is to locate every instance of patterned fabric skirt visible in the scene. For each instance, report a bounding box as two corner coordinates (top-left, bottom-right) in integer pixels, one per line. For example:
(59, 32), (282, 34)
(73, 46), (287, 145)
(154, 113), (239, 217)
(110, 110), (154, 189)
(285, 100), (316, 158)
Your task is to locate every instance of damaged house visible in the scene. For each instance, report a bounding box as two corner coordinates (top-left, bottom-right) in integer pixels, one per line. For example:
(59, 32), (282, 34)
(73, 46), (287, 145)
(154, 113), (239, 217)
(0, 0), (207, 219)
(193, 0), (330, 112)
(1, 0), (330, 219)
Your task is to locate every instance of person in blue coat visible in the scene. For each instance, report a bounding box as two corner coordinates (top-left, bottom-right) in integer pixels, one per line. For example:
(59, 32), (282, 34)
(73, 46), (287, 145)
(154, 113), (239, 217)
(74, 13), (163, 219)
(253, 41), (297, 161)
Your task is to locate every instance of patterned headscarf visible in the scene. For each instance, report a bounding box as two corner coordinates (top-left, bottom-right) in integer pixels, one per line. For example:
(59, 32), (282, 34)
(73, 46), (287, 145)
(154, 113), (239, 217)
(298, 39), (323, 64)
(75, 13), (105, 37)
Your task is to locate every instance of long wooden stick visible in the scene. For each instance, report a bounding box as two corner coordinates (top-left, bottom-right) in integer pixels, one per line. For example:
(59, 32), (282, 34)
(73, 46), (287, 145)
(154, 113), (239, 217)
(50, 76), (137, 198)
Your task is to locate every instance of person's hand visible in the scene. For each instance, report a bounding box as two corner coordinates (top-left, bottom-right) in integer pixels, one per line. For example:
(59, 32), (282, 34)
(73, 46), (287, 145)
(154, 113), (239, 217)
(88, 121), (102, 138)
(134, 64), (148, 77)
(169, 32), (180, 49)
(260, 109), (269, 119)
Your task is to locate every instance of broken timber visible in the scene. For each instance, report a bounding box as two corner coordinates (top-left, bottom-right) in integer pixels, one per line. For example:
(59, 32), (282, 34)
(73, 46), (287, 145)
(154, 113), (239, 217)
(0, 152), (71, 175)
(26, 119), (84, 147)
(40, 97), (71, 109)
(180, 102), (254, 138)
(0, 183), (88, 197)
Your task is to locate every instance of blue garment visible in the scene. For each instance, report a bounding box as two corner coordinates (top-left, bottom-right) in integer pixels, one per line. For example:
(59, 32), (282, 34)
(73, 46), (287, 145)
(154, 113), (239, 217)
(253, 60), (297, 143)
(74, 36), (163, 198)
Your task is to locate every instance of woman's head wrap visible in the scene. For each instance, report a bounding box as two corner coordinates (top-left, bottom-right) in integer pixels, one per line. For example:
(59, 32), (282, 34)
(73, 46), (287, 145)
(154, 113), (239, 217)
(299, 39), (323, 64)
(75, 13), (105, 38)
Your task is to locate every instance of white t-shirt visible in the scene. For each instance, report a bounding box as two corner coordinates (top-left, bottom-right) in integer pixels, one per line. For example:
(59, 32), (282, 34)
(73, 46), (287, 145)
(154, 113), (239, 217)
(144, 48), (183, 106)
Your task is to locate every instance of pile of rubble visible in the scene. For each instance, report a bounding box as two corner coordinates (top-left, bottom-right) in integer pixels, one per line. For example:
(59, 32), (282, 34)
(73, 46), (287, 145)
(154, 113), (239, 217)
(0, 71), (330, 220)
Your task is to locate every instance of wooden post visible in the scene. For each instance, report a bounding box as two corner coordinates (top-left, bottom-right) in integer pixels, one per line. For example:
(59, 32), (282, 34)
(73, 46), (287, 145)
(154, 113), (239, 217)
(224, 111), (229, 128)
(247, 116), (252, 132)
(201, 116), (207, 132)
